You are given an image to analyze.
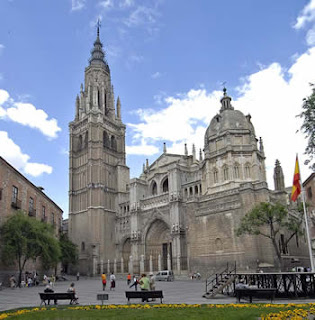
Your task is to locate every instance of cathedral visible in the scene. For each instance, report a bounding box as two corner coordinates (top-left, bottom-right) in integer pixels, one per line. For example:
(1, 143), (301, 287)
(68, 29), (309, 276)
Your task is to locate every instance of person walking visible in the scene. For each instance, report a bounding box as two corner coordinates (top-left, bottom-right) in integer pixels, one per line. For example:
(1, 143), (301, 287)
(76, 272), (80, 281)
(129, 275), (138, 291)
(101, 273), (107, 291)
(110, 272), (116, 291)
(127, 273), (131, 286)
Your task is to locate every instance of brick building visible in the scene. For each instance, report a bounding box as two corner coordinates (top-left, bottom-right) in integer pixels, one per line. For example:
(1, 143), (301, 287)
(0, 156), (63, 278)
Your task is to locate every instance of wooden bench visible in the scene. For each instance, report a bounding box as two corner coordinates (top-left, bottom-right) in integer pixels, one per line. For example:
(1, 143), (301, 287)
(235, 288), (277, 303)
(39, 292), (76, 306)
(125, 290), (163, 303)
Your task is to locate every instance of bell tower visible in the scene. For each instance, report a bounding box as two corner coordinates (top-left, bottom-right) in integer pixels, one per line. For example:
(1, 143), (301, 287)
(69, 26), (130, 275)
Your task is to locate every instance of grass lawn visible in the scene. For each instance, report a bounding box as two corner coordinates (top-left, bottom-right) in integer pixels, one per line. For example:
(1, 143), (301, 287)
(2, 304), (314, 320)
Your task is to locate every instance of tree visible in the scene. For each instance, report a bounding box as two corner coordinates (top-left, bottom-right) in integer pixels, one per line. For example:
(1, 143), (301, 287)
(0, 211), (61, 286)
(299, 83), (315, 170)
(59, 233), (78, 273)
(236, 202), (304, 270)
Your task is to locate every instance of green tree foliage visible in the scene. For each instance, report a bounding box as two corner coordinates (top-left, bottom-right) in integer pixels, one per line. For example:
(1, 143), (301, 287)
(299, 83), (315, 170)
(59, 233), (78, 272)
(236, 202), (304, 270)
(0, 211), (61, 286)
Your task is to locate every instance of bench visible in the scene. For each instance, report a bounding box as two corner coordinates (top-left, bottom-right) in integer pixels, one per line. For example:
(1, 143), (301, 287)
(235, 288), (277, 303)
(39, 292), (76, 306)
(125, 290), (163, 303)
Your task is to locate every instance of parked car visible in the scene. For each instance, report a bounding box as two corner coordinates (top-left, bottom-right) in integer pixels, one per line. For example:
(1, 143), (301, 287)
(155, 270), (174, 281)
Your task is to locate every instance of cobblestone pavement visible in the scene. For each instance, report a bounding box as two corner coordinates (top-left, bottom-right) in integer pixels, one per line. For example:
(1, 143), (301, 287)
(1, 277), (314, 312)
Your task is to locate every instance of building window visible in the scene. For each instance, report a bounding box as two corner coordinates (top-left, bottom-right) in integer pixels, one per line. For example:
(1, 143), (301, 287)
(245, 164), (251, 179)
(162, 178), (169, 192)
(78, 135), (82, 151)
(103, 131), (109, 148)
(111, 135), (117, 151)
(29, 197), (35, 216)
(0, 188), (2, 201)
(195, 185), (199, 195)
(213, 169), (218, 183)
(234, 165), (240, 179)
(84, 131), (88, 148)
(52, 212), (55, 226)
(152, 181), (157, 195)
(12, 186), (18, 202)
(42, 206), (46, 221)
(223, 166), (229, 181)
(81, 242), (85, 252)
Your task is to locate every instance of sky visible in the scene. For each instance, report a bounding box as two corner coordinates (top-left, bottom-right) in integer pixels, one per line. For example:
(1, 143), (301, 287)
(0, 0), (314, 218)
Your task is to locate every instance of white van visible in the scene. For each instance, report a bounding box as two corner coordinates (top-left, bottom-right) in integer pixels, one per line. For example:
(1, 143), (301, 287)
(155, 270), (174, 281)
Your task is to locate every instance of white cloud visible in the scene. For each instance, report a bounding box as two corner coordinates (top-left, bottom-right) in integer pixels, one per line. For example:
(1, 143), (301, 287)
(294, 0), (315, 29)
(99, 0), (113, 10)
(0, 89), (9, 104)
(0, 131), (53, 177)
(126, 142), (159, 156)
(125, 6), (158, 27)
(71, 0), (85, 11)
(0, 90), (61, 139)
(119, 0), (134, 8)
(24, 163), (52, 177)
(151, 71), (161, 79)
(127, 47), (315, 188)
(306, 25), (315, 45)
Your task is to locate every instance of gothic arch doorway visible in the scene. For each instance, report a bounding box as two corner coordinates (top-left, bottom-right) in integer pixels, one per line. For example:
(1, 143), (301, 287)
(122, 238), (131, 272)
(145, 219), (172, 271)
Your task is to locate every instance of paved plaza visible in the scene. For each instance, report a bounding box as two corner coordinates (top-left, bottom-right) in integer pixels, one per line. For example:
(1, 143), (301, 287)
(1, 277), (315, 312)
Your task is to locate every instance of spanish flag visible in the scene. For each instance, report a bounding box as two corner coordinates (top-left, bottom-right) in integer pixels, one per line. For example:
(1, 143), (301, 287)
(291, 156), (301, 202)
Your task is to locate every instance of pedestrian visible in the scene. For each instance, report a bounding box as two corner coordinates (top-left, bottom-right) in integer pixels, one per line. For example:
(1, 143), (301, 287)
(110, 272), (116, 291)
(149, 273), (156, 301)
(51, 274), (55, 287)
(77, 271), (80, 281)
(129, 275), (138, 291)
(9, 275), (16, 289)
(67, 282), (79, 304)
(149, 273), (156, 291)
(127, 273), (131, 286)
(139, 273), (150, 302)
(101, 272), (107, 291)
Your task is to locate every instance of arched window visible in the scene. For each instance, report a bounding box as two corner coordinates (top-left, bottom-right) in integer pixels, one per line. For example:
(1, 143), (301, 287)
(223, 166), (229, 181)
(245, 164), (251, 179)
(103, 131), (109, 148)
(162, 178), (169, 192)
(213, 168), (218, 183)
(215, 238), (223, 251)
(78, 135), (82, 151)
(111, 136), (117, 151)
(151, 181), (157, 195)
(81, 242), (85, 252)
(234, 164), (240, 179)
(195, 185), (199, 195)
(84, 131), (88, 148)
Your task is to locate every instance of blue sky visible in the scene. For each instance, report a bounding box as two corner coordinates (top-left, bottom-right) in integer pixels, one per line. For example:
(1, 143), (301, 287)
(0, 0), (314, 218)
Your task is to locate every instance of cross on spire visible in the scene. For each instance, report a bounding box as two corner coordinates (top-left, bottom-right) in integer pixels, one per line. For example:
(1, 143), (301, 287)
(97, 18), (101, 37)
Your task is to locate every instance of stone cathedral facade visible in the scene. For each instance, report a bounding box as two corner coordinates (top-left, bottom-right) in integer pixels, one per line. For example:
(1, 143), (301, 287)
(69, 31), (309, 276)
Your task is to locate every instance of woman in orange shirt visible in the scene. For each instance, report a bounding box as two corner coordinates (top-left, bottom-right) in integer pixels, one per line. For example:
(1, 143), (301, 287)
(101, 273), (106, 291)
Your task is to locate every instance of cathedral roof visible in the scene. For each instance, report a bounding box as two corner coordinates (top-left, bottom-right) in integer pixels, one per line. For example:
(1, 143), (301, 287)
(205, 88), (256, 140)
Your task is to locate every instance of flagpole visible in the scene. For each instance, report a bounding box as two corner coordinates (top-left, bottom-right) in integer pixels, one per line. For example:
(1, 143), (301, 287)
(298, 156), (314, 272)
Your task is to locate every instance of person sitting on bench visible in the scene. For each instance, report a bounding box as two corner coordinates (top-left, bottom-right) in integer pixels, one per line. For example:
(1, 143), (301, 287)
(67, 282), (79, 304)
(44, 283), (57, 305)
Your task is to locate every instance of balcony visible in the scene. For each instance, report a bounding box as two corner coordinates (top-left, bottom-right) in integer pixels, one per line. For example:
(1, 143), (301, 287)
(11, 199), (21, 209)
(28, 208), (36, 217)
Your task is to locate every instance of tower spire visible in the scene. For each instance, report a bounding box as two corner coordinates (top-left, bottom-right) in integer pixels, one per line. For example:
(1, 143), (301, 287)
(89, 19), (107, 67)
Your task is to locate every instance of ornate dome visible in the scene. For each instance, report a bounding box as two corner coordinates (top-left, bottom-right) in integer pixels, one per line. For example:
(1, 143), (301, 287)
(205, 89), (256, 142)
